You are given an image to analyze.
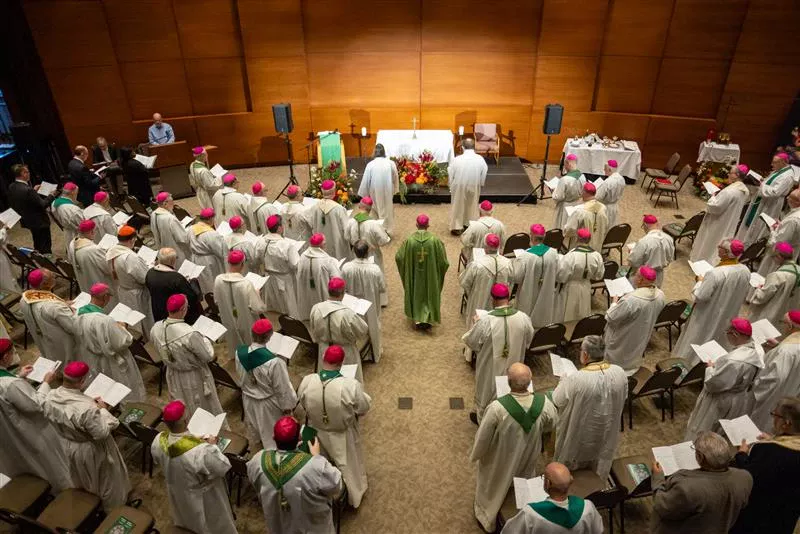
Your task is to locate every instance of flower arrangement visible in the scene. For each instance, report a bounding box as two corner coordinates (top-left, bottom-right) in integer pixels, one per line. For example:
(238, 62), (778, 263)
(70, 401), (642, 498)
(693, 160), (733, 199)
(308, 160), (356, 208)
(392, 150), (448, 200)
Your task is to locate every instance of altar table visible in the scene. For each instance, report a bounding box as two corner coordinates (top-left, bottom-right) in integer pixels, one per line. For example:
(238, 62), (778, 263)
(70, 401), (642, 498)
(375, 130), (455, 164)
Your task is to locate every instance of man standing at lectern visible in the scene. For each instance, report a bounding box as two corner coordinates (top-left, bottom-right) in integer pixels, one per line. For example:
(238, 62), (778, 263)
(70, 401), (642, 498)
(449, 138), (488, 236)
(149, 112), (175, 145)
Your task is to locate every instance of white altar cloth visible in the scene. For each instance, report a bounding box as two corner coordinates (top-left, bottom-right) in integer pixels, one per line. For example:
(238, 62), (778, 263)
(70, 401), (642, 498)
(375, 130), (455, 164)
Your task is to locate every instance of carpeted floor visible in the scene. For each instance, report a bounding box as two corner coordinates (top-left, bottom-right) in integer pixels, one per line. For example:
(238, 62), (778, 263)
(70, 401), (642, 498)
(6, 162), (765, 533)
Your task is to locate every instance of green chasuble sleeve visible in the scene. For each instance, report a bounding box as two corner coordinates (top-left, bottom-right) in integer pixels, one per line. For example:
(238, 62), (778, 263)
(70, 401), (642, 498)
(395, 231), (450, 324)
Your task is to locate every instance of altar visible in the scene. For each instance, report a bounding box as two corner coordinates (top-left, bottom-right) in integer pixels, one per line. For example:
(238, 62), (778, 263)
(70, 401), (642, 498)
(375, 130), (455, 164)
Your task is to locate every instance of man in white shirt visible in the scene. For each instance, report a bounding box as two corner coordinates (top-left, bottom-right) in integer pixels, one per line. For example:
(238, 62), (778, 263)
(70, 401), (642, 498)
(460, 200), (506, 263)
(357, 143), (399, 233)
(249, 181), (279, 234)
(188, 146), (220, 210)
(213, 173), (249, 228)
(449, 138), (488, 235)
(595, 159), (626, 228)
(628, 214), (675, 287)
(151, 191), (190, 267)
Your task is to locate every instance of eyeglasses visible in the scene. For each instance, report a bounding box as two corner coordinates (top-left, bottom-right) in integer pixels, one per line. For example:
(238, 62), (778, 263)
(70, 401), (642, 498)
(770, 411), (786, 420)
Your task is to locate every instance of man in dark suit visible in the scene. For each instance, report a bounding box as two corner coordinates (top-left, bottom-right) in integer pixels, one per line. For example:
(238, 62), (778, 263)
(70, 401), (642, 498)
(7, 164), (57, 253)
(67, 145), (101, 206)
(91, 137), (118, 164)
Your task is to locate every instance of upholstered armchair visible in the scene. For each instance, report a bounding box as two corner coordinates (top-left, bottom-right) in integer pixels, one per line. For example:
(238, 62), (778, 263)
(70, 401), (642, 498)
(473, 123), (500, 165)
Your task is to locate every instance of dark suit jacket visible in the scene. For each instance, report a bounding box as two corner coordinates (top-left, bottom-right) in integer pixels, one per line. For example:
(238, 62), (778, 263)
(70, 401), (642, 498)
(7, 180), (56, 229)
(91, 144), (118, 164)
(145, 267), (202, 324)
(122, 158), (153, 205)
(67, 158), (101, 206)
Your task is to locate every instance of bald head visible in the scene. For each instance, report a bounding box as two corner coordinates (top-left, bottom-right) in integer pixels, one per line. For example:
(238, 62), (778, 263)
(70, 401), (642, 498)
(788, 188), (800, 209)
(544, 462), (573, 499)
(463, 138), (475, 151)
(507, 363), (532, 393)
(39, 268), (56, 290)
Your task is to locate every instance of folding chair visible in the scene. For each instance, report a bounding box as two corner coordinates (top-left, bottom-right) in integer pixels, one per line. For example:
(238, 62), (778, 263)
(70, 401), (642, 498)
(0, 292), (27, 348)
(173, 204), (193, 222)
(663, 211), (705, 259)
(656, 358), (707, 391)
(209, 360), (244, 420)
(92, 505), (156, 534)
(129, 338), (165, 396)
(543, 228), (564, 253)
(586, 486), (628, 534)
(739, 238), (768, 271)
(129, 421), (160, 476)
(561, 314), (606, 355)
(36, 488), (102, 532)
(525, 323), (566, 364)
(225, 453), (251, 508)
(502, 232), (530, 258)
(55, 258), (79, 298)
(591, 260), (619, 308)
(650, 164), (692, 209)
(203, 293), (222, 322)
(6, 244), (37, 286)
(0, 474), (51, 515)
(625, 366), (681, 429)
(653, 300), (688, 351)
(641, 152), (680, 190)
(278, 314), (319, 366)
(601, 224), (632, 262)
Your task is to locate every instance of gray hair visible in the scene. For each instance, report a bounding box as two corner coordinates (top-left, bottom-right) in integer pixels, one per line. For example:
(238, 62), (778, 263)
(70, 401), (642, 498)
(462, 138), (475, 150)
(694, 431), (732, 470)
(157, 248), (177, 267)
(373, 143), (386, 158)
(508, 370), (532, 393)
(718, 238), (734, 258)
(581, 335), (605, 362)
(775, 397), (800, 433)
(353, 240), (369, 259)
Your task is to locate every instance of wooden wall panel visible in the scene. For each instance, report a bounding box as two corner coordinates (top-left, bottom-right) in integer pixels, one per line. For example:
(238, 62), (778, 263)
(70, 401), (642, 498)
(664, 0), (748, 59)
(532, 56), (597, 112)
(65, 122), (140, 153)
(184, 58), (248, 115)
(644, 116), (715, 167)
(247, 57), (310, 113)
(173, 0), (242, 59)
(103, 0), (183, 62)
(538, 0), (609, 56)
(594, 57), (660, 114)
(47, 66), (131, 128)
(735, 0), (800, 65)
(723, 62), (799, 99)
(237, 0), (305, 57)
(602, 0), (673, 57)
(119, 61), (193, 120)
(651, 59), (729, 118)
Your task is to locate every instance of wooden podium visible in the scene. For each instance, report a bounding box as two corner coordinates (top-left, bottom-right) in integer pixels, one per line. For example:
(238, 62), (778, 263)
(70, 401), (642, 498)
(150, 141), (193, 199)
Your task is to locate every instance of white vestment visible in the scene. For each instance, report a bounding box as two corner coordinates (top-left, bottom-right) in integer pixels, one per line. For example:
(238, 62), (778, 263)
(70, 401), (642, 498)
(628, 230), (675, 287)
(343, 217), (390, 306)
(514, 245), (560, 327)
(297, 373), (372, 507)
(86, 204), (117, 244)
(254, 233), (301, 317)
(758, 206), (800, 276)
(20, 290), (77, 363)
(690, 181), (750, 264)
(460, 252), (514, 331)
(150, 318), (224, 417)
(0, 376), (72, 491)
(214, 272), (268, 359)
(552, 174), (582, 229)
(449, 149), (488, 230)
(596, 171), (626, 228)
(462, 307), (535, 420)
(52, 199), (84, 249)
(296, 247), (342, 320)
(501, 497), (604, 534)
(557, 247), (605, 323)
(248, 196), (280, 235)
(342, 259), (386, 361)
(357, 157), (399, 233)
(188, 160), (221, 210)
(151, 207), (190, 266)
(685, 342), (763, 440)
(748, 263), (800, 326)
(309, 300), (369, 382)
(281, 200), (311, 242)
(564, 200), (608, 251)
(187, 223), (226, 295)
(0, 228), (20, 293)
(212, 187), (249, 228)
(150, 431), (236, 534)
(470, 393), (558, 532)
(69, 237), (116, 299)
(552, 362), (628, 479)
(106, 244), (154, 340)
(461, 217), (507, 263)
(224, 232), (256, 274)
(748, 333), (800, 430)
(304, 199), (350, 259)
(672, 262), (751, 364)
(45, 386), (130, 510)
(604, 286), (666, 375)
(737, 166), (795, 245)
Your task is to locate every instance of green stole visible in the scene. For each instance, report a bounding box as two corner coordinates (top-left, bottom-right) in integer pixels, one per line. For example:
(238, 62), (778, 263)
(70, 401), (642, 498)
(565, 170), (582, 179)
(319, 369), (342, 381)
(77, 303), (104, 316)
(529, 496), (586, 529)
(778, 262), (800, 295)
(52, 197), (74, 209)
(527, 243), (550, 257)
(497, 393), (546, 433)
(744, 166), (792, 226)
(159, 432), (205, 458)
(0, 368), (15, 378)
(354, 212), (369, 223)
(261, 450), (313, 510)
(489, 306), (518, 357)
(237, 346), (275, 372)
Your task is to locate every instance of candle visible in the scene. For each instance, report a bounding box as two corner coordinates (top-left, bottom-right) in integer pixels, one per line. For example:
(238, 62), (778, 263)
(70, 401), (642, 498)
(361, 127), (367, 137)
(458, 125), (465, 136)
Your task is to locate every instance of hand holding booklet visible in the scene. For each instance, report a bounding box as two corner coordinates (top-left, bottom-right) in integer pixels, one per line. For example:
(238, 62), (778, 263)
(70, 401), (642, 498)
(137, 246), (158, 266)
(244, 272), (268, 292)
(37, 182), (58, 196)
(688, 260), (714, 278)
(341, 293), (372, 315)
(652, 441), (700, 476)
(340, 364), (358, 379)
(703, 181), (720, 195)
(549, 352), (577, 378)
(751, 318), (781, 343)
(513, 476), (548, 508)
(177, 260), (205, 280)
(210, 163), (228, 179)
(134, 154), (157, 169)
(27, 357), (61, 383)
(192, 315), (227, 342)
(109, 303), (146, 326)
(759, 213), (777, 228)
(749, 272), (765, 288)
(544, 177), (560, 192)
(265, 332), (300, 359)
(112, 211), (132, 226)
(97, 234), (118, 250)
(564, 205), (581, 217)
(216, 221), (233, 236)
(604, 277), (634, 298)
(71, 292), (91, 310)
(187, 408), (227, 437)
(0, 208), (21, 229)
(83, 373), (131, 407)
(719, 415), (762, 445)
(690, 340), (727, 363)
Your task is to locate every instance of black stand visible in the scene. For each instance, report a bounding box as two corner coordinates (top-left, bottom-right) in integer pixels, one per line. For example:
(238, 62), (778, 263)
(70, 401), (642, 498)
(517, 134), (551, 205)
(275, 132), (299, 201)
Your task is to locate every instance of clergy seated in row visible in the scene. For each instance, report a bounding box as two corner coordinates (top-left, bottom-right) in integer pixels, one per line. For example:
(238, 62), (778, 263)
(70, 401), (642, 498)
(236, 319), (296, 450)
(297, 233), (342, 321)
(145, 247), (202, 324)
(51, 182), (83, 246)
(309, 277), (368, 383)
(595, 159), (625, 228)
(552, 154), (582, 230)
(187, 208), (226, 296)
(45, 361), (130, 511)
(460, 233), (514, 336)
(749, 242), (800, 325)
(395, 214), (449, 330)
(107, 225), (154, 340)
(305, 179), (349, 259)
(188, 145), (220, 210)
(449, 137), (488, 235)
(731, 396), (800, 534)
(672, 239), (750, 363)
(249, 181), (279, 234)
(552, 336), (627, 479)
(248, 417), (343, 534)
(76, 283), (145, 401)
(514, 224), (559, 328)
(563, 182), (607, 251)
(471, 363), (557, 532)
(463, 283), (534, 425)
(0, 338), (73, 492)
(684, 317), (763, 441)
(757, 189), (800, 277)
(627, 215), (674, 288)
(604, 266), (666, 376)
(69, 219), (116, 303)
(357, 143), (399, 233)
(215, 249), (267, 360)
(342, 240), (386, 360)
(690, 163), (750, 264)
(460, 200), (506, 264)
(150, 294), (225, 420)
(151, 192), (190, 267)
(255, 214), (301, 317)
(225, 216), (256, 274)
(344, 197), (391, 306)
(736, 152), (795, 246)
(501, 462), (603, 534)
(20, 268), (77, 364)
(213, 173), (249, 229)
(151, 400), (237, 534)
(557, 228), (604, 323)
(85, 191), (117, 244)
(281, 185), (311, 242)
(297, 345), (372, 508)
(650, 431), (752, 534)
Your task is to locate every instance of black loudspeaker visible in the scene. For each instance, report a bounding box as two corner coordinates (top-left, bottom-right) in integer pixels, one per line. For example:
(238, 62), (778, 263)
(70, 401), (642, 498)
(543, 104), (563, 135)
(272, 103), (293, 134)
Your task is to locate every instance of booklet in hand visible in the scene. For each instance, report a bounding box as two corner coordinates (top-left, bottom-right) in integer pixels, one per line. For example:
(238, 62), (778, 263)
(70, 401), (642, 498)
(191, 315), (227, 342)
(83, 373), (131, 407)
(178, 260), (205, 280)
(97, 233), (119, 250)
(340, 364), (358, 379)
(216, 221), (233, 236)
(549, 352), (578, 378)
(210, 163), (228, 179)
(604, 277), (634, 298)
(137, 246), (158, 266)
(341, 293), (372, 315)
(27, 357), (61, 383)
(751, 318), (781, 344)
(690, 340), (727, 363)
(244, 272), (268, 292)
(652, 441), (700, 476)
(688, 260), (714, 278)
(37, 182), (58, 196)
(0, 208), (21, 229)
(495, 376), (533, 397)
(265, 332), (300, 359)
(112, 211), (132, 226)
(187, 407), (227, 438)
(513, 476), (548, 509)
(472, 248), (486, 261)
(719, 414), (762, 445)
(71, 292), (91, 310)
(544, 177), (560, 192)
(109, 303), (146, 326)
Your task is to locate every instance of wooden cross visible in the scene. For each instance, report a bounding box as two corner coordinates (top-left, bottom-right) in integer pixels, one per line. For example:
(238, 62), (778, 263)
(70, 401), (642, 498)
(417, 247), (428, 264)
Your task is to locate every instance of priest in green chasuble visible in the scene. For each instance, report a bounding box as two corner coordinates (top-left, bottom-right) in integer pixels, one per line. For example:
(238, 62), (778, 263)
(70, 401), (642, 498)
(395, 214), (449, 328)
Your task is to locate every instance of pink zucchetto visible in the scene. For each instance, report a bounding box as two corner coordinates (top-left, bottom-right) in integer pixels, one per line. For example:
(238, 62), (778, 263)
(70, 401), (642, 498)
(28, 269), (45, 288)
(227, 249), (245, 264)
(530, 224), (546, 236)
(162, 400), (186, 422)
(0, 339), (12, 355)
(643, 214), (658, 225)
(776, 152), (790, 162)
(328, 277), (346, 292)
(730, 317), (752, 337)
(577, 228), (591, 240)
(323, 345), (345, 365)
(490, 283), (510, 299)
(78, 219), (96, 233)
(566, 154), (577, 162)
(63, 361), (89, 379)
(360, 196), (373, 207)
(321, 180), (335, 191)
(485, 233), (500, 249)
(638, 266), (657, 282)
(229, 216), (243, 230)
(286, 185), (300, 197)
(730, 239), (745, 257)
(266, 214), (281, 231)
(776, 241), (794, 257)
(309, 233), (325, 247)
(93, 191), (108, 203)
(480, 200), (493, 212)
(607, 159), (618, 168)
(166, 294), (187, 313)
(156, 192), (170, 203)
(252, 319), (273, 336)
(416, 214), (430, 227)
(192, 146), (204, 156)
(737, 164), (750, 175)
(199, 208), (215, 219)
(63, 182), (77, 192)
(583, 182), (596, 194)
(252, 182), (264, 194)
(788, 310), (800, 325)
(222, 173), (236, 186)
(89, 283), (110, 296)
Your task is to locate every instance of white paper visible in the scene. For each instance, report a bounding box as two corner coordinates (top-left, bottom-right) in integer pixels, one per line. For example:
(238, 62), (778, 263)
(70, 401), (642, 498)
(604, 277), (634, 298)
(751, 318), (781, 343)
(96, 233), (118, 250)
(216, 220), (233, 236)
(759, 213), (777, 228)
(109, 302), (146, 326)
(748, 170), (764, 183)
(592, 177), (604, 186)
(210, 163), (227, 179)
(719, 415), (762, 445)
(549, 352), (578, 378)
(94, 166), (108, 176)
(472, 248), (486, 261)
(688, 260), (714, 278)
(513, 249), (527, 259)
(191, 315), (227, 342)
(136, 246), (157, 266)
(0, 208), (21, 229)
(341, 293), (372, 315)
(28, 357), (61, 383)
(83, 205), (106, 219)
(652, 441), (700, 476)
(83, 372), (131, 407)
(243, 231), (259, 243)
(0, 473), (9, 488)
(244, 193), (252, 204)
(37, 182), (58, 196)
(302, 197), (319, 207)
(749, 272), (765, 288)
(178, 260), (205, 280)
(703, 182), (720, 195)
(691, 340), (728, 363)
(187, 407), (227, 437)
(544, 177), (560, 192)
(565, 205), (581, 217)
(180, 216), (194, 228)
(335, 364), (357, 379)
(112, 211), (132, 226)
(71, 292), (91, 310)
(513, 476), (548, 508)
(265, 332), (300, 359)
(134, 154), (157, 169)
(244, 272), (268, 292)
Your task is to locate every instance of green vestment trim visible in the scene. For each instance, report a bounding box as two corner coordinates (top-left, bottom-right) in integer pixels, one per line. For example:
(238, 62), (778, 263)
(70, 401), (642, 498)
(261, 450), (313, 510)
(159, 432), (205, 458)
(52, 197), (74, 208)
(527, 243), (550, 257)
(237, 346), (276, 372)
(77, 303), (104, 316)
(778, 262), (800, 294)
(354, 212), (370, 223)
(497, 393), (546, 433)
(489, 307), (518, 317)
(0, 369), (15, 378)
(529, 496), (586, 529)
(744, 166), (792, 226)
(565, 170), (582, 178)
(319, 369), (342, 381)
(490, 307), (518, 357)
(573, 245), (594, 253)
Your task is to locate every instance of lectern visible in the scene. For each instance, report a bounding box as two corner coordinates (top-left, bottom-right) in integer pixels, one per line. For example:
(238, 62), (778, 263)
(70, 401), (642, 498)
(150, 141), (193, 199)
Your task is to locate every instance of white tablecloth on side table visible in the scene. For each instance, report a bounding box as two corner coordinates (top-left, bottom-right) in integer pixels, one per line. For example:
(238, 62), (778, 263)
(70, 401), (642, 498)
(375, 130), (455, 164)
(562, 141), (642, 180)
(697, 142), (740, 164)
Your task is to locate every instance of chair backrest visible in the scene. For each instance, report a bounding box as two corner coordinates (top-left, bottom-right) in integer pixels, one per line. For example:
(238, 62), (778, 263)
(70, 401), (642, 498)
(664, 152), (680, 174)
(108, 193), (127, 212)
(543, 228), (563, 251)
(474, 123), (497, 141)
(674, 164), (693, 188)
(602, 224), (631, 248)
(279, 314), (315, 345)
(6, 244), (36, 269)
(173, 204), (192, 222)
(637, 367), (681, 396)
(55, 258), (77, 280)
(585, 486), (628, 510)
(209, 361), (240, 391)
(740, 237), (767, 266)
(125, 195), (149, 217)
(225, 453), (249, 477)
(602, 260), (618, 280)
(0, 508), (61, 534)
(29, 251), (62, 275)
(502, 232), (530, 257)
(655, 299), (688, 326)
(203, 293), (221, 322)
(681, 211), (706, 236)
(129, 421), (159, 447)
(570, 314), (606, 342)
(680, 361), (707, 386)
(129, 338), (159, 367)
(529, 323), (566, 352)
